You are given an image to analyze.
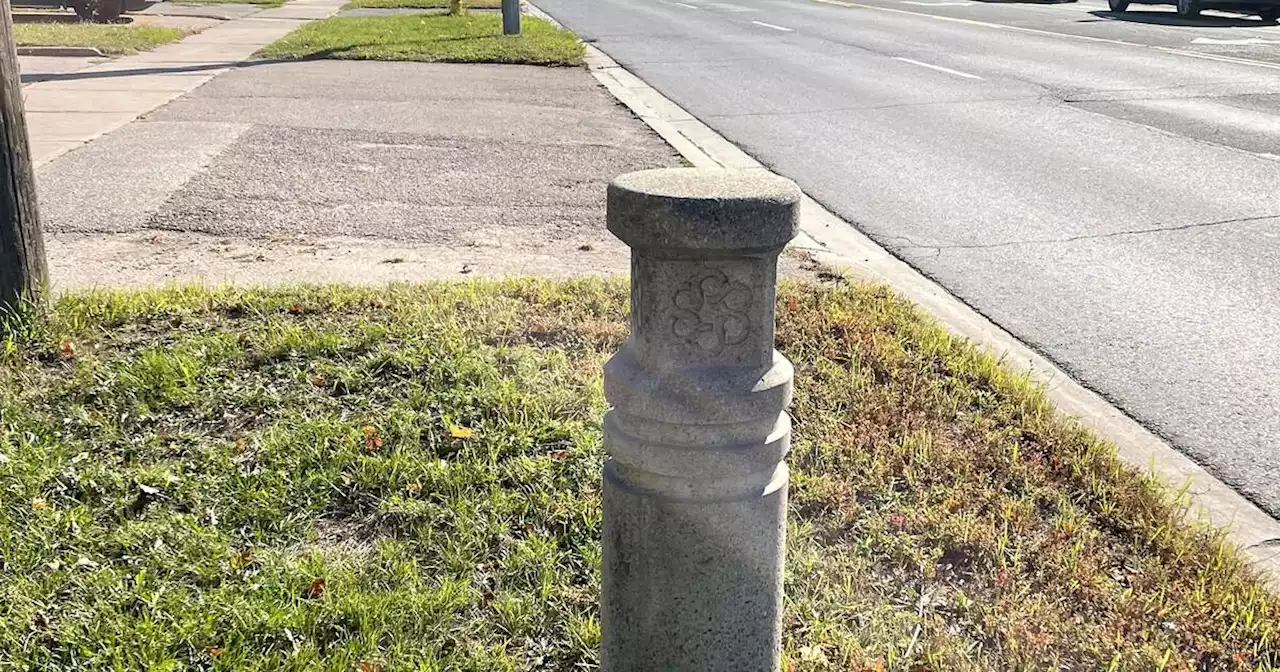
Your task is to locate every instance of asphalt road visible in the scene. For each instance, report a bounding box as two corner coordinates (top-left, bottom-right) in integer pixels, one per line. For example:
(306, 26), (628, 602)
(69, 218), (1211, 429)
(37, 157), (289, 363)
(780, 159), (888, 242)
(533, 0), (1280, 516)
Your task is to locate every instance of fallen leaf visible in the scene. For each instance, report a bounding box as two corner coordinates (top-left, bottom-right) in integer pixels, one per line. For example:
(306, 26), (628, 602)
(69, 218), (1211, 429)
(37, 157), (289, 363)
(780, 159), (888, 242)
(787, 296), (798, 314)
(798, 646), (827, 664)
(206, 647), (222, 658)
(60, 341), (76, 357)
(235, 437), (247, 453)
(449, 425), (473, 439)
(357, 662), (383, 672)
(995, 567), (1008, 588)
(548, 450), (571, 461)
(305, 577), (326, 599)
(288, 304), (303, 315)
(406, 481), (421, 494)
(31, 497), (48, 510)
(310, 374), (326, 387)
(236, 549), (253, 567)
(362, 425), (384, 452)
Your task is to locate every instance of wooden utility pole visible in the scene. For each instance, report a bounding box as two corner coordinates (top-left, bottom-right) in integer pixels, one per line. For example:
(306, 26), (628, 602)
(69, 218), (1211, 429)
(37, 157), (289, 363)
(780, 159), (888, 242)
(0, 0), (46, 315)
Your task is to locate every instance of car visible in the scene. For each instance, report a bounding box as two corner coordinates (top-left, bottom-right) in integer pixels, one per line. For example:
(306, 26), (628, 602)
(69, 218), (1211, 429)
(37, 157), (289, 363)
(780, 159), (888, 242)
(12, 0), (153, 21)
(1109, 0), (1280, 21)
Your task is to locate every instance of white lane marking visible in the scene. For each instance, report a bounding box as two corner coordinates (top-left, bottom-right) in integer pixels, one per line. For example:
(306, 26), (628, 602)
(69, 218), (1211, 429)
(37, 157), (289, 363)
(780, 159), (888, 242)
(901, 1), (975, 5)
(674, 2), (699, 8)
(752, 19), (795, 30)
(1192, 37), (1280, 45)
(708, 1), (757, 10)
(1161, 47), (1280, 69)
(893, 56), (984, 79)
(814, 0), (1143, 44)
(811, 0), (1280, 71)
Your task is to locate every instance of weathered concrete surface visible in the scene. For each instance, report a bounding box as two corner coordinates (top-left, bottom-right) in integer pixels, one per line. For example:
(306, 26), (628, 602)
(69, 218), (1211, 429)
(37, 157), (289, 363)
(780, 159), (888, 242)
(19, 54), (106, 84)
(139, 1), (265, 20)
(39, 61), (684, 286)
(19, 0), (343, 165)
(601, 168), (799, 672)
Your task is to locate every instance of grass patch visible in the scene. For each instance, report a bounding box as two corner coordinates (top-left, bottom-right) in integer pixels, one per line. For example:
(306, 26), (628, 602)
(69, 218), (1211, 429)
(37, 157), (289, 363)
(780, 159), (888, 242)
(343, 0), (503, 8)
(257, 13), (584, 66)
(0, 280), (1276, 670)
(13, 23), (185, 55)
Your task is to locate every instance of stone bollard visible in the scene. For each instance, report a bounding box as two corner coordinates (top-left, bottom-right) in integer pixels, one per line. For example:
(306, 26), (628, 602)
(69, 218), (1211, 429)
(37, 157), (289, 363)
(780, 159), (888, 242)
(601, 168), (801, 672)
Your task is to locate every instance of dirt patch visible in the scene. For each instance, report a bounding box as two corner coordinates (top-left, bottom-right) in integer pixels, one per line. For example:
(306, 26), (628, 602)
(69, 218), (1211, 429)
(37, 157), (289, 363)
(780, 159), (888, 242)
(46, 230), (827, 289)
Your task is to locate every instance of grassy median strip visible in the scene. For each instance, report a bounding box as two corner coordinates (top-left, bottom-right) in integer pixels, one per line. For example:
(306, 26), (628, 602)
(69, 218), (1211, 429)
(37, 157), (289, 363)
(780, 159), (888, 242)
(0, 280), (1276, 670)
(257, 13), (584, 66)
(13, 24), (186, 55)
(343, 0), (503, 8)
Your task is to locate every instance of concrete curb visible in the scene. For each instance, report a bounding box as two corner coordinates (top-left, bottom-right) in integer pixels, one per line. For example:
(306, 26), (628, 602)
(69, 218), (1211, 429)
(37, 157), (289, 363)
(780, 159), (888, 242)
(527, 2), (1280, 589)
(18, 46), (105, 57)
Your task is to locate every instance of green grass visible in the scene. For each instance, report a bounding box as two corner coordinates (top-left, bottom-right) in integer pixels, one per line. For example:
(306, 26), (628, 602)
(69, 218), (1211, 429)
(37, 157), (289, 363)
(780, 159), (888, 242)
(257, 13), (584, 66)
(342, 0), (503, 8)
(0, 280), (1276, 671)
(13, 24), (185, 55)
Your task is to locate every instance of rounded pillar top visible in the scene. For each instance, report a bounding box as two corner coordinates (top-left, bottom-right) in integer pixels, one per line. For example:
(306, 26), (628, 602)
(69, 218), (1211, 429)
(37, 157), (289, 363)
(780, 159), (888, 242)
(607, 168), (801, 255)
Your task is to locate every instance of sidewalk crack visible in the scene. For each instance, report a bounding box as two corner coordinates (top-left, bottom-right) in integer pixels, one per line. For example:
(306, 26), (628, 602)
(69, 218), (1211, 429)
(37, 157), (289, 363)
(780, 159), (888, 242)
(704, 94), (1045, 120)
(890, 212), (1280, 255)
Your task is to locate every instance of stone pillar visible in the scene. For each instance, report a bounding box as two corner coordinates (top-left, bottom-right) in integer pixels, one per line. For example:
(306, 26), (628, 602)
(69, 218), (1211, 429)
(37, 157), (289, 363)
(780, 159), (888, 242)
(601, 168), (800, 672)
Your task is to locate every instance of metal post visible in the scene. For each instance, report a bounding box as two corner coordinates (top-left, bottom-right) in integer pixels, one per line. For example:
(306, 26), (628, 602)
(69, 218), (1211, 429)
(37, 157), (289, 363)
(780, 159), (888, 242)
(502, 0), (520, 35)
(600, 168), (801, 672)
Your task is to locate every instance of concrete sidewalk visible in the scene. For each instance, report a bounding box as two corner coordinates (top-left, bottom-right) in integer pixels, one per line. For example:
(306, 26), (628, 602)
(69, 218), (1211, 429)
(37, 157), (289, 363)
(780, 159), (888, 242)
(21, 0), (345, 166)
(37, 58), (696, 286)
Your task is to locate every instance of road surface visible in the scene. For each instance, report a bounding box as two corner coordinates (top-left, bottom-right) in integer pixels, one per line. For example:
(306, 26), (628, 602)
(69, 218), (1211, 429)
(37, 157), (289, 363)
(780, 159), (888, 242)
(533, 0), (1280, 517)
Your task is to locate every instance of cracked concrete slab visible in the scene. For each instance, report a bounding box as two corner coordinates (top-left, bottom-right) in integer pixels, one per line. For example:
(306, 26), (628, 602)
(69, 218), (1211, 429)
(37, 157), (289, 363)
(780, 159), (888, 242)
(38, 120), (253, 235)
(139, 1), (265, 20)
(19, 55), (107, 84)
(41, 60), (682, 285)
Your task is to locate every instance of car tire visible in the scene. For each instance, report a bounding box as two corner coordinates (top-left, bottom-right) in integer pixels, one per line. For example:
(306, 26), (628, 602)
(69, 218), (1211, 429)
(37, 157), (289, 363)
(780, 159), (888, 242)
(69, 0), (93, 20)
(1260, 7), (1280, 20)
(92, 0), (123, 21)
(1176, 0), (1200, 16)
(1109, 0), (1130, 11)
